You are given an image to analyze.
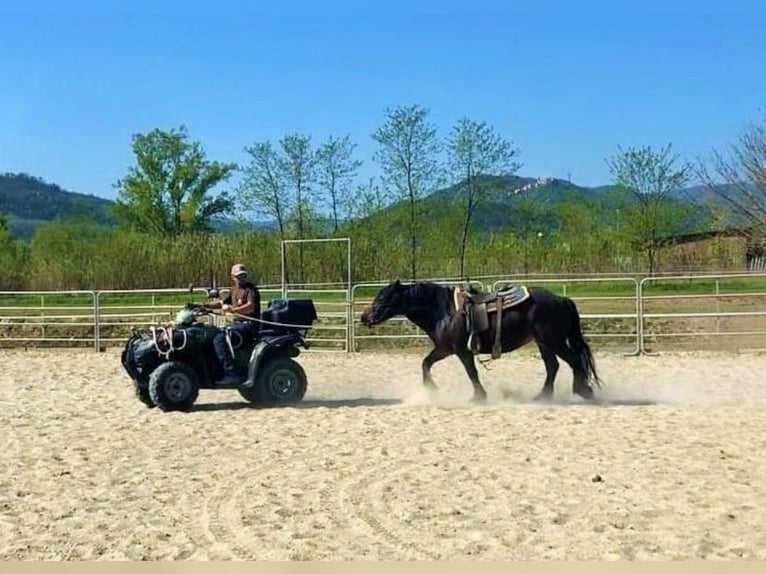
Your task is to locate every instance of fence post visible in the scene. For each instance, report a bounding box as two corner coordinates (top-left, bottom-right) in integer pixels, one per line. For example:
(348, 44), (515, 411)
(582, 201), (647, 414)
(715, 279), (721, 335)
(623, 277), (642, 356)
(93, 291), (101, 352)
(347, 284), (354, 353)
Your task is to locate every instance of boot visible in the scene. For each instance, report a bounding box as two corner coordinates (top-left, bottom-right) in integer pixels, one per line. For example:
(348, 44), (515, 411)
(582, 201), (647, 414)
(214, 360), (241, 386)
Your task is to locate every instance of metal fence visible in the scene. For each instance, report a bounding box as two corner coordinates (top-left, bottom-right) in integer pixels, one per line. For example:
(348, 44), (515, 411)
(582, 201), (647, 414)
(2, 271), (766, 355)
(638, 272), (766, 354)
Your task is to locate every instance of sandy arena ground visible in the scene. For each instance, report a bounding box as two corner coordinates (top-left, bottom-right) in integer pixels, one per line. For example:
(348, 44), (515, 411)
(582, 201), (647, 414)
(1, 347), (765, 560)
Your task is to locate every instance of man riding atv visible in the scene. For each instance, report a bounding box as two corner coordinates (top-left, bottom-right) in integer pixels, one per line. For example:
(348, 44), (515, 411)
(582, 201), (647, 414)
(203, 263), (261, 385)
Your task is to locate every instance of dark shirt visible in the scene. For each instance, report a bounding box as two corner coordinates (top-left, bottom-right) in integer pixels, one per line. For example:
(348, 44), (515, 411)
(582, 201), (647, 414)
(224, 280), (261, 327)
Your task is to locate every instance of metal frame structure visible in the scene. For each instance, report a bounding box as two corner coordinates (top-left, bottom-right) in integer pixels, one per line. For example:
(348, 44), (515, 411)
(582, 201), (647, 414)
(280, 237), (351, 298)
(280, 237), (352, 351)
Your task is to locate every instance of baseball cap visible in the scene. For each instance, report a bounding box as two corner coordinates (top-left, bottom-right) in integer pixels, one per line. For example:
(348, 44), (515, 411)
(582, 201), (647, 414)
(230, 263), (248, 277)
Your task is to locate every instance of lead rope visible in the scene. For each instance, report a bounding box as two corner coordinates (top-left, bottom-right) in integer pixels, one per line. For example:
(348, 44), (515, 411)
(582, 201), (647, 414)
(221, 310), (315, 330)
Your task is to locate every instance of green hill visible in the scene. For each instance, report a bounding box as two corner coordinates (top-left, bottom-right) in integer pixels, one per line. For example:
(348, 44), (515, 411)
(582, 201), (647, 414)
(0, 173), (115, 240)
(0, 170), (739, 242)
(0, 173), (272, 240)
(356, 174), (721, 239)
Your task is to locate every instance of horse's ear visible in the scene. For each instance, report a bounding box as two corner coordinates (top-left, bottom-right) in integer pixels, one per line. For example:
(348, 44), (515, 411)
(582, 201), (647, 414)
(394, 279), (401, 287)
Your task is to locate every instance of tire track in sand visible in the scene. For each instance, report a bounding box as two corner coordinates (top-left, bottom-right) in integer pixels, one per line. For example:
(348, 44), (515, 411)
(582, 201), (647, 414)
(199, 457), (348, 560)
(335, 459), (445, 560)
(335, 454), (518, 560)
(200, 479), (253, 560)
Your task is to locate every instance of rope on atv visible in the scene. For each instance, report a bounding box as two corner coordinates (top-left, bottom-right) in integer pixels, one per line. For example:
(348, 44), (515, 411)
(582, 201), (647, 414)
(150, 325), (187, 359)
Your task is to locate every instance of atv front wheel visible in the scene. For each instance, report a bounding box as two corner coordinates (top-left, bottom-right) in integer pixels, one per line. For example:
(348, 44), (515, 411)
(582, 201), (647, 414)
(133, 380), (156, 408)
(249, 356), (307, 406)
(148, 361), (200, 412)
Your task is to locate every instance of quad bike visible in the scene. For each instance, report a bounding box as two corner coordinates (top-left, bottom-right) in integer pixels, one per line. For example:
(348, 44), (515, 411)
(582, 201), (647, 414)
(120, 286), (318, 412)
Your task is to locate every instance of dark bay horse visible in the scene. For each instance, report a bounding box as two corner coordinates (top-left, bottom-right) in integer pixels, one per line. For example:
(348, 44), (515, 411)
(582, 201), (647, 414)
(359, 280), (602, 403)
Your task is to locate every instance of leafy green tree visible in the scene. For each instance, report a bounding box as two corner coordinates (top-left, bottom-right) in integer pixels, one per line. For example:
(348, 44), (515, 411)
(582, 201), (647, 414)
(112, 126), (237, 236)
(316, 134), (362, 233)
(280, 133), (317, 284)
(239, 141), (290, 241)
(552, 198), (623, 272)
(511, 193), (551, 275)
(0, 212), (21, 289)
(372, 104), (442, 279)
(0, 212), (11, 247)
(447, 117), (521, 278)
(315, 134), (362, 285)
(606, 143), (693, 274)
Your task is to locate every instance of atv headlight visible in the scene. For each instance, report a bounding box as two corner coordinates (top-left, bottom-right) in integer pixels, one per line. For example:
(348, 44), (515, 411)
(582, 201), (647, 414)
(174, 308), (195, 325)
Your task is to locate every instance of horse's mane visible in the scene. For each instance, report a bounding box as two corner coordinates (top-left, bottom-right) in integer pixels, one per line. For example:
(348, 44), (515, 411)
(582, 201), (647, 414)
(405, 281), (454, 315)
(406, 280), (451, 298)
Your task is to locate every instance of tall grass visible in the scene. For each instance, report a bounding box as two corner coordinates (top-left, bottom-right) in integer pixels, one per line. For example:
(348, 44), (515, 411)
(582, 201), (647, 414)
(0, 219), (752, 292)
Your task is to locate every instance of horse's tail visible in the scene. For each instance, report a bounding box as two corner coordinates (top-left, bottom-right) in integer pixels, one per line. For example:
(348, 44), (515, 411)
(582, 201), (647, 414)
(565, 298), (603, 388)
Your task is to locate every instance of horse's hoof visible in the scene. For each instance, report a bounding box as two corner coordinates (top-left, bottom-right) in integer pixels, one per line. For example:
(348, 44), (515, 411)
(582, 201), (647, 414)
(574, 385), (596, 402)
(471, 393), (488, 404)
(533, 392), (553, 402)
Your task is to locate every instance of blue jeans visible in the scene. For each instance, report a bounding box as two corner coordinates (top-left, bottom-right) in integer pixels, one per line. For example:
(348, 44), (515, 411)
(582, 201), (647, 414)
(213, 322), (257, 372)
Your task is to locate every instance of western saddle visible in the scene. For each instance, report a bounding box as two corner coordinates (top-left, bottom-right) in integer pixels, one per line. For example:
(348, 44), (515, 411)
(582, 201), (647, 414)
(455, 283), (530, 359)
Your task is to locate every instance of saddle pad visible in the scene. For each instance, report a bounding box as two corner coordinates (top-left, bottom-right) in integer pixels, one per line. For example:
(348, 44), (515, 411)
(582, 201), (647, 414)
(487, 284), (531, 311)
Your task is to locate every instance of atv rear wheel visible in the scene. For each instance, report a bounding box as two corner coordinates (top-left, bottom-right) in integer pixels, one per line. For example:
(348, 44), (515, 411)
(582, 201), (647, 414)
(248, 356), (307, 405)
(148, 361), (200, 412)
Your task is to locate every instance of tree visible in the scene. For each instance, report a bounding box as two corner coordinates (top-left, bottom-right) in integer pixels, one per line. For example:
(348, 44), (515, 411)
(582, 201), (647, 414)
(0, 212), (25, 289)
(447, 117), (521, 278)
(553, 198), (623, 272)
(696, 114), (766, 235)
(606, 143), (693, 274)
(315, 134), (362, 286)
(350, 177), (391, 219)
(0, 212), (10, 247)
(372, 104), (442, 279)
(315, 134), (362, 233)
(280, 133), (317, 285)
(509, 192), (552, 275)
(112, 126), (237, 237)
(238, 141), (290, 241)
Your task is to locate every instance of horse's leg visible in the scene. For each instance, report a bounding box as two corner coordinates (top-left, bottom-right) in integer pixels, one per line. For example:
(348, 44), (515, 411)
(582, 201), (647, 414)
(455, 348), (488, 403)
(531, 309), (595, 402)
(551, 345), (595, 401)
(422, 346), (450, 391)
(532, 342), (559, 402)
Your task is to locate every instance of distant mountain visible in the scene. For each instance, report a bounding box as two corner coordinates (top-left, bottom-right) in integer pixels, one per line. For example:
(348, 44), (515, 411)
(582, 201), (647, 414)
(670, 182), (762, 227)
(437, 175), (760, 233)
(358, 173), (682, 233)
(0, 173), (272, 239)
(0, 170), (752, 241)
(0, 173), (115, 239)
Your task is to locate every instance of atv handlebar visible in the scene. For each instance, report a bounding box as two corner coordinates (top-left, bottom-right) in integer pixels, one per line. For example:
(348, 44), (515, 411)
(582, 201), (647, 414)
(187, 283), (222, 300)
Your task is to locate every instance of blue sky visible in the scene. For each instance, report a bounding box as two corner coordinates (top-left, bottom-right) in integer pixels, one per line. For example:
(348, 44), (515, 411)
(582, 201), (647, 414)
(1, 1), (765, 200)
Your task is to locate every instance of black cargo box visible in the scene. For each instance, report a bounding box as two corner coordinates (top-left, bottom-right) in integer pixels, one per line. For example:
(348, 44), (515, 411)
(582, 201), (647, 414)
(262, 298), (318, 331)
